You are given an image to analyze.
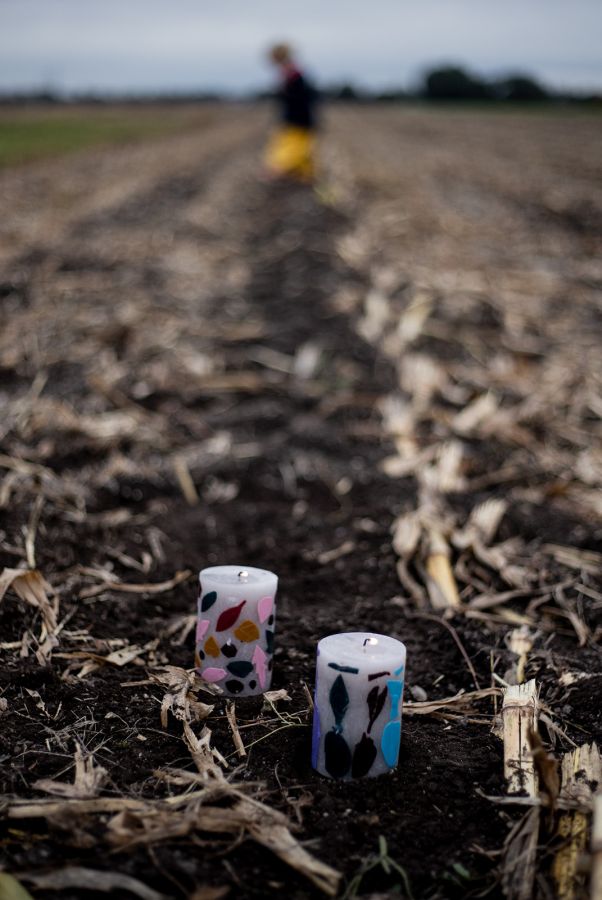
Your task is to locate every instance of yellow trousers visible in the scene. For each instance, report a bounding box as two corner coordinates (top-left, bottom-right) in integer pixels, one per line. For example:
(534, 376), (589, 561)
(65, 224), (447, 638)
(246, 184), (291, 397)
(265, 126), (316, 182)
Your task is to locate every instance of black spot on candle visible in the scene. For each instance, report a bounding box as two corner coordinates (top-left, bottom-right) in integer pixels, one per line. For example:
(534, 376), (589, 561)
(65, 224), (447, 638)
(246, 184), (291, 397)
(329, 675), (350, 727)
(268, 614), (274, 625)
(225, 679), (244, 694)
(352, 733), (377, 777)
(368, 670), (390, 681)
(324, 731), (351, 779)
(328, 662), (359, 674)
(265, 630), (274, 654)
(249, 680), (257, 689)
(222, 643), (237, 658)
(198, 650), (205, 661)
(200, 591), (217, 612)
(367, 684), (388, 734)
(227, 661), (253, 678)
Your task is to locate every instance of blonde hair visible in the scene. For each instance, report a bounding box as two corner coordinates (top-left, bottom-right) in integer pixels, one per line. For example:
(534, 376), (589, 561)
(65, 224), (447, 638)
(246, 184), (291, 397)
(269, 43), (292, 65)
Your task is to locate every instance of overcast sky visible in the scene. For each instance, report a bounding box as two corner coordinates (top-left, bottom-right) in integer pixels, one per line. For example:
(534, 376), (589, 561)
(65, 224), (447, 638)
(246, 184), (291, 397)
(1, 0), (601, 95)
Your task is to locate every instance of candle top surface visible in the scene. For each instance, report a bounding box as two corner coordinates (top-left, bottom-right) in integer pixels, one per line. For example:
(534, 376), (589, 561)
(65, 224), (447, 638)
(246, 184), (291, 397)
(200, 565), (277, 586)
(318, 632), (405, 667)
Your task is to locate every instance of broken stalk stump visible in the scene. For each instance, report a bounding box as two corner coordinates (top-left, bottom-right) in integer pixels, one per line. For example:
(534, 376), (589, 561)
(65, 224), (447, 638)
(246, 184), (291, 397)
(501, 679), (540, 900)
(425, 530), (461, 611)
(552, 743), (601, 900)
(502, 679), (539, 796)
(226, 700), (246, 758)
(592, 793), (602, 900)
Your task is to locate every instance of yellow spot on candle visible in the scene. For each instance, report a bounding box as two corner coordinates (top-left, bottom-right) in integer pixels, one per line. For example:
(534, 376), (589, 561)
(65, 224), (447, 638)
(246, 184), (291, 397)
(204, 636), (220, 658)
(235, 620), (260, 642)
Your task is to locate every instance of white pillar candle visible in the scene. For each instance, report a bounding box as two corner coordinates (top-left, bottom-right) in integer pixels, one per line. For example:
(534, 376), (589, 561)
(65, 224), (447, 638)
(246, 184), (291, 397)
(196, 565), (277, 697)
(311, 632), (406, 779)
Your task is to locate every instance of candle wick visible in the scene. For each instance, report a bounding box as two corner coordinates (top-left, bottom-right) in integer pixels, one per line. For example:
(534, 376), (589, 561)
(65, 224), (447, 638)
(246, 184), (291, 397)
(238, 570), (249, 581)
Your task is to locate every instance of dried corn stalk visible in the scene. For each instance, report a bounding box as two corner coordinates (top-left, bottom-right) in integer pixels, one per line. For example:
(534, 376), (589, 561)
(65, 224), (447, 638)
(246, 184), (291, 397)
(592, 793), (602, 900)
(400, 353), (447, 412)
(391, 512), (427, 605)
(0, 568), (59, 662)
(33, 744), (107, 799)
(395, 290), (433, 348)
(452, 391), (498, 435)
(390, 500), (460, 611)
(225, 701), (246, 758)
(552, 743), (601, 900)
(502, 807), (541, 900)
(452, 499), (529, 589)
(378, 393), (420, 472)
(179, 724), (339, 893)
(150, 666), (215, 728)
(173, 456), (199, 505)
(454, 498), (508, 549)
(404, 687), (500, 718)
(426, 441), (466, 495)
(506, 627), (535, 685)
(425, 530), (461, 610)
(503, 680), (539, 795)
(500, 680), (540, 900)
(357, 289), (390, 343)
(8, 783), (341, 896)
(18, 869), (165, 900)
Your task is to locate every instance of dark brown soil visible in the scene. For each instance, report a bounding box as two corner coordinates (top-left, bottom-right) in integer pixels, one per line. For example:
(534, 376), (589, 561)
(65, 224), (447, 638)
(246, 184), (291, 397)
(1, 108), (601, 900)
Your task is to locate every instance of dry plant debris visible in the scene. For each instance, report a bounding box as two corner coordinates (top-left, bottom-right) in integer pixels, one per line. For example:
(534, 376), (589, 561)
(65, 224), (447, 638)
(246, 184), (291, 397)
(7, 721), (341, 896)
(552, 743), (601, 900)
(502, 680), (539, 797)
(0, 568), (58, 662)
(501, 807), (541, 900)
(1, 103), (601, 898)
(33, 742), (108, 799)
(328, 105), (601, 897)
(593, 794), (602, 900)
(150, 665), (215, 729)
(499, 682), (541, 900)
(18, 868), (168, 900)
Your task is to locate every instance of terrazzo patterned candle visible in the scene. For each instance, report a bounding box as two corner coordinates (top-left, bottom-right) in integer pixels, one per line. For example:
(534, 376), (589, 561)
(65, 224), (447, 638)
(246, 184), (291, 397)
(196, 565), (277, 697)
(312, 632), (406, 779)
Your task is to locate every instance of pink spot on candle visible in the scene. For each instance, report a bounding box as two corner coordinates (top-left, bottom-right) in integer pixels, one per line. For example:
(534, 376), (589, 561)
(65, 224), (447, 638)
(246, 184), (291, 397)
(252, 644), (268, 690)
(201, 667), (227, 683)
(258, 596), (273, 624)
(196, 619), (210, 642)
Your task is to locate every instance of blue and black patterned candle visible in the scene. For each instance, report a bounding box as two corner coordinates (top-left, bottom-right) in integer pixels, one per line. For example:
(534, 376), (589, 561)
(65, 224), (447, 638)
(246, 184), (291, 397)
(196, 566), (277, 697)
(311, 632), (406, 779)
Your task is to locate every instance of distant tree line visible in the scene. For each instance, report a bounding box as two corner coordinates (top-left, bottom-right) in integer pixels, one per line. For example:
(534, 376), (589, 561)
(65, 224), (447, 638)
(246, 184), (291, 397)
(323, 65), (601, 103)
(423, 66), (548, 101)
(1, 65), (600, 106)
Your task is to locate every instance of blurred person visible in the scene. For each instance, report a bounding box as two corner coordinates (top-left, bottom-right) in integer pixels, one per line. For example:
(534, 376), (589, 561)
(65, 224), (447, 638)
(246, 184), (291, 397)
(264, 43), (317, 183)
